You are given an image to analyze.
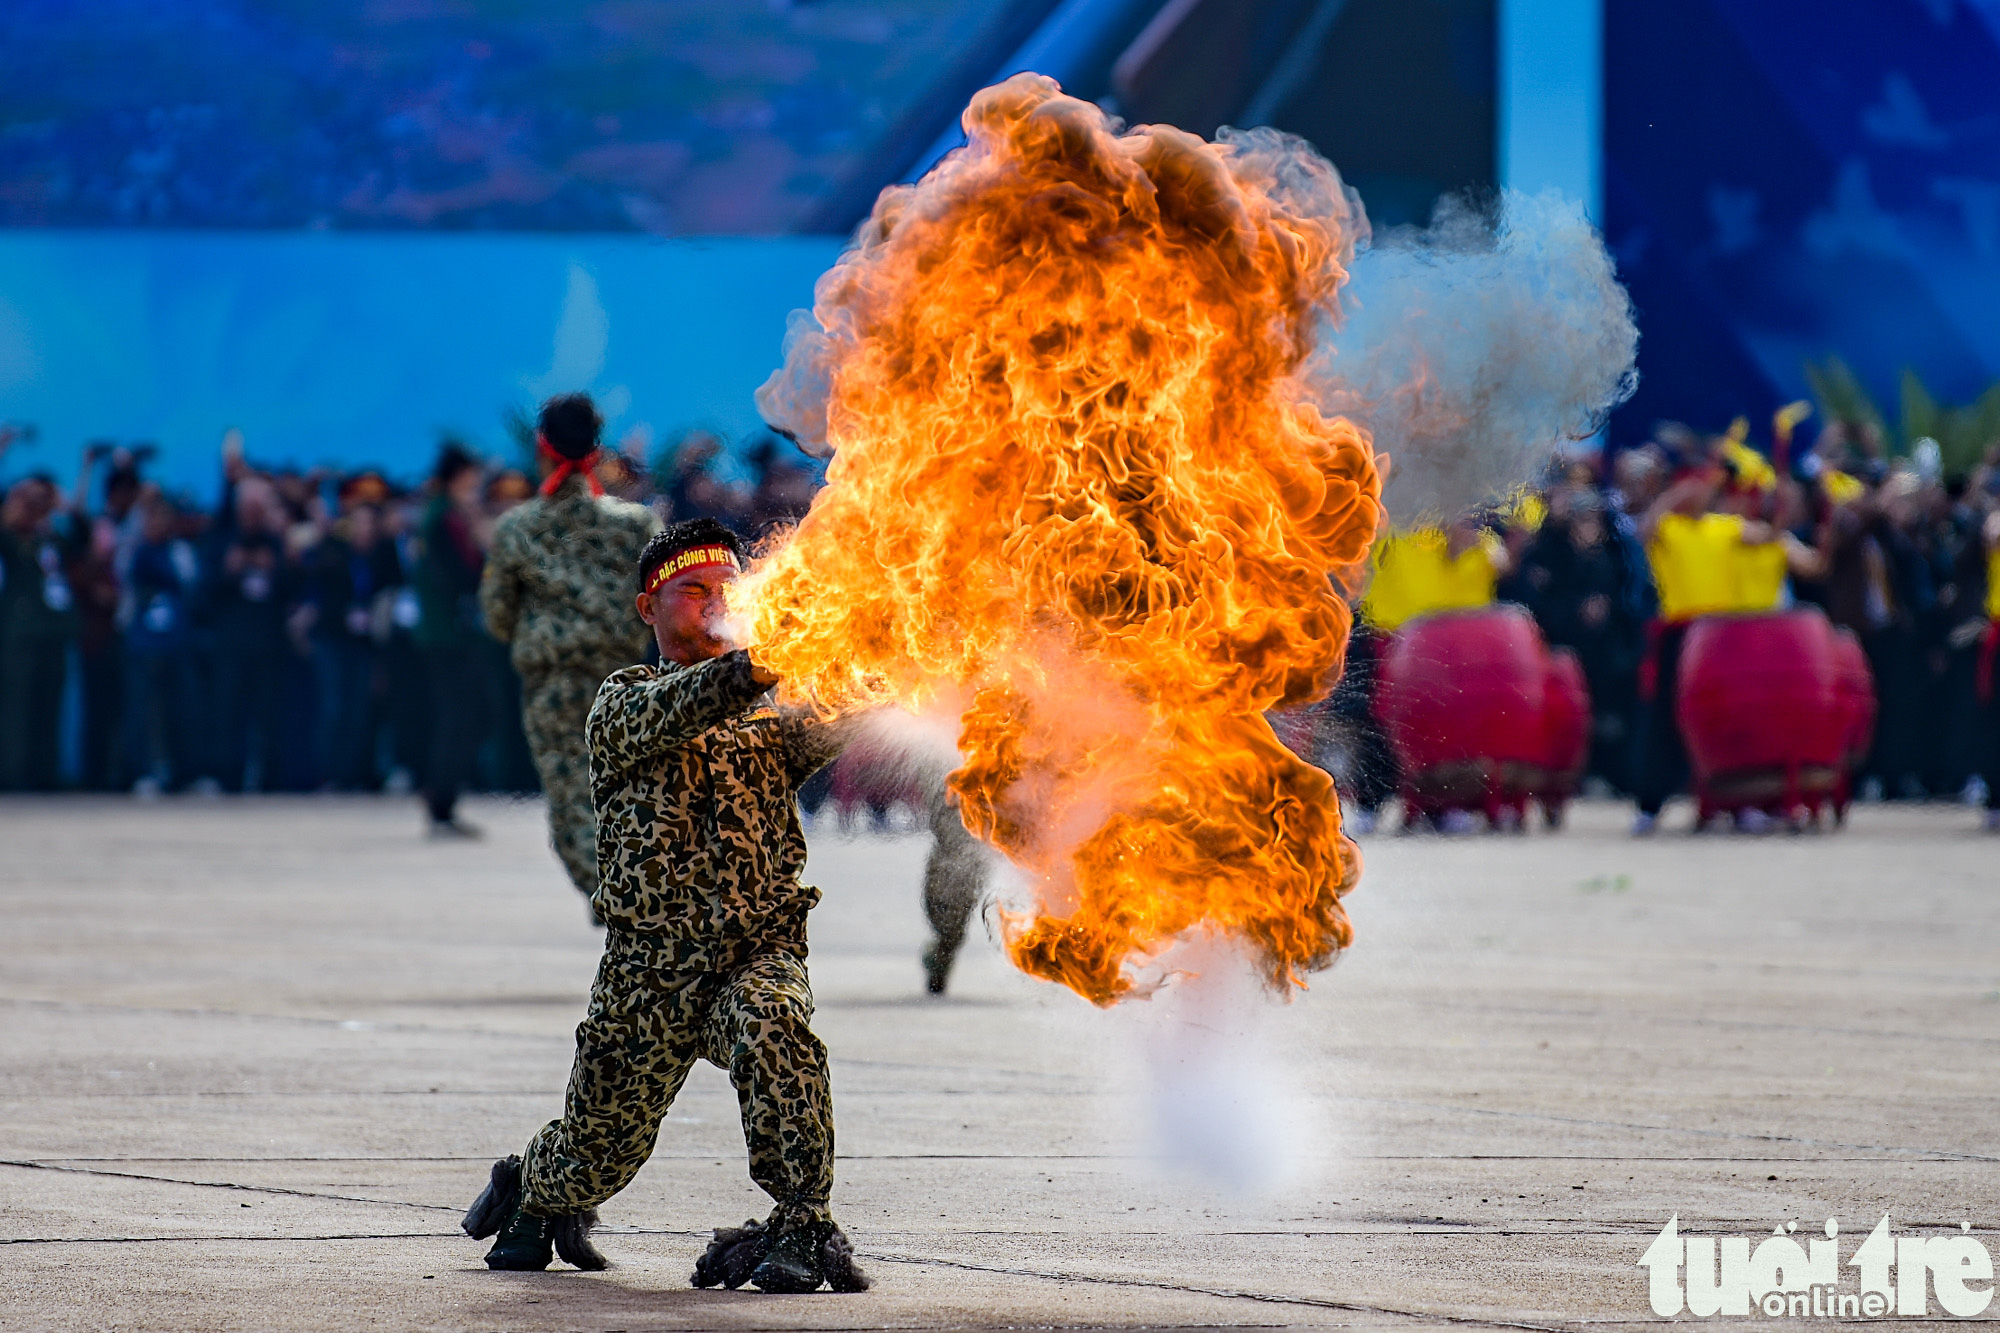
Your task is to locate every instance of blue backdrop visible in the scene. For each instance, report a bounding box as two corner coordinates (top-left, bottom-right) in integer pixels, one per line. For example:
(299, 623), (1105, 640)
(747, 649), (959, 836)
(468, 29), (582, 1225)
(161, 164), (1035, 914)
(0, 232), (844, 495)
(1605, 0), (2000, 446)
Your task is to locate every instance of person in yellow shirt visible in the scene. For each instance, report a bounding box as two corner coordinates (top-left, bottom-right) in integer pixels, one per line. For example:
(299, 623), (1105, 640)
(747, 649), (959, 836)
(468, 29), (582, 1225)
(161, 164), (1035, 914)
(1343, 516), (1510, 833)
(1731, 536), (1790, 613)
(1363, 518), (1511, 631)
(1629, 459), (1820, 832)
(1646, 506), (1753, 621)
(1718, 449), (1827, 612)
(1986, 512), (2000, 623)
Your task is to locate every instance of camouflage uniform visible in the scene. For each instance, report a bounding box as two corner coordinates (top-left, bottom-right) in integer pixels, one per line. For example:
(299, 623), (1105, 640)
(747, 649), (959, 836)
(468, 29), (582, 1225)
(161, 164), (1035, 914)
(520, 650), (850, 1231)
(921, 788), (986, 988)
(478, 478), (659, 896)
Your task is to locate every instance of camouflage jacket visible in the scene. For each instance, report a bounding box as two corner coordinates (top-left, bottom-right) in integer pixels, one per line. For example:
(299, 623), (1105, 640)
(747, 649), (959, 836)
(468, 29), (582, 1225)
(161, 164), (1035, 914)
(478, 478), (660, 677)
(587, 651), (848, 951)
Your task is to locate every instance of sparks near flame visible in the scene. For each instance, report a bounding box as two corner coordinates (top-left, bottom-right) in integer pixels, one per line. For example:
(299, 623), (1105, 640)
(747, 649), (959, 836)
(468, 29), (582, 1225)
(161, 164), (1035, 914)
(744, 74), (1382, 1005)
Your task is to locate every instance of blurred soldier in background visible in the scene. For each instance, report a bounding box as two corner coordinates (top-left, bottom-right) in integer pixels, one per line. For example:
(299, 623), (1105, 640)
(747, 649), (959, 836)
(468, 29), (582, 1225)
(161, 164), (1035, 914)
(919, 781), (986, 995)
(480, 393), (661, 906)
(413, 443), (491, 835)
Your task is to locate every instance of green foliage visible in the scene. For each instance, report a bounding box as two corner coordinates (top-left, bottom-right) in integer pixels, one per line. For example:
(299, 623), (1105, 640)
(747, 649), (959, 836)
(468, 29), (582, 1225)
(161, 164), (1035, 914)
(1805, 357), (2000, 479)
(1948, 383), (2000, 478)
(1803, 357), (1887, 439)
(1899, 369), (1937, 448)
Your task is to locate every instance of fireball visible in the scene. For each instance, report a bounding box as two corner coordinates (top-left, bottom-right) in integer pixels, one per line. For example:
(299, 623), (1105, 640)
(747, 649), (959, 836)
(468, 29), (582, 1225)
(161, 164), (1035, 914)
(742, 74), (1383, 1004)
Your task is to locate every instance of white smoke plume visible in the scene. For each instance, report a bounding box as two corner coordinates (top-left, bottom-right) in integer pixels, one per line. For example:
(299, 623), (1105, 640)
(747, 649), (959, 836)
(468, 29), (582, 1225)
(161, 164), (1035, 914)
(1306, 189), (1640, 523)
(1112, 938), (1319, 1194)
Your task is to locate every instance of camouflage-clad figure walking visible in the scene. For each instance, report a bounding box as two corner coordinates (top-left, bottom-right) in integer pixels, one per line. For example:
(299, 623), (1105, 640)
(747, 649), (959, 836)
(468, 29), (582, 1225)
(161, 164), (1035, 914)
(920, 780), (986, 994)
(478, 394), (659, 901)
(464, 518), (869, 1295)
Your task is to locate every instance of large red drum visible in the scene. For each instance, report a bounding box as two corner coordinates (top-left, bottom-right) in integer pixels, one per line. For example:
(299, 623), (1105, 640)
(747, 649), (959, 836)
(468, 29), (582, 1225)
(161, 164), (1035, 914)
(1376, 605), (1590, 826)
(1675, 608), (1871, 819)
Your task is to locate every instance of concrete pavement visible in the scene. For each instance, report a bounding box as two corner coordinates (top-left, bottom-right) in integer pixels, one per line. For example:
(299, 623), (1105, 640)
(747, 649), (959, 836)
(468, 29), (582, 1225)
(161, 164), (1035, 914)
(2, 794), (1995, 1330)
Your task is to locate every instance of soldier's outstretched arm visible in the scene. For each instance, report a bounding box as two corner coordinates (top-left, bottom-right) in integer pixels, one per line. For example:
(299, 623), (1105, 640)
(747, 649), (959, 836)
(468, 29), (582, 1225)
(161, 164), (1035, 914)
(588, 650), (768, 771)
(778, 709), (863, 788)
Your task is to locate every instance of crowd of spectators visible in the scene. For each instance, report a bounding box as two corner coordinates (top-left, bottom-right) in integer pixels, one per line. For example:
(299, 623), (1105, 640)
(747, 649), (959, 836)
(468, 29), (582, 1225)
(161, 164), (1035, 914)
(1339, 413), (2000, 830)
(3, 410), (1997, 833)
(0, 422), (821, 803)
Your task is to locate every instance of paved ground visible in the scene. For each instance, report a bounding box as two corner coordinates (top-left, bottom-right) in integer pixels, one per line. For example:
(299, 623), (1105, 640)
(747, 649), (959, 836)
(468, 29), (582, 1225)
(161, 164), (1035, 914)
(1, 794), (1995, 1331)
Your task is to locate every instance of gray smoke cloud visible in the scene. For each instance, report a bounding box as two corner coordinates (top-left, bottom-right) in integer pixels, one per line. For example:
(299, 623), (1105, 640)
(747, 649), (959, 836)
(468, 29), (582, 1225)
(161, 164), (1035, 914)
(1305, 189), (1640, 523)
(764, 184), (1638, 521)
(757, 308), (836, 458)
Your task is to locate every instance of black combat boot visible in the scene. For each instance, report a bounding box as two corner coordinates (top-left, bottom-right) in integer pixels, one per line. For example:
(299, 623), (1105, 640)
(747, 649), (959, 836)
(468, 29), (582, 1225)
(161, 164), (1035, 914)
(692, 1218), (772, 1289)
(748, 1220), (871, 1293)
(485, 1206), (558, 1271)
(749, 1222), (826, 1292)
(923, 928), (967, 995)
(462, 1155), (606, 1272)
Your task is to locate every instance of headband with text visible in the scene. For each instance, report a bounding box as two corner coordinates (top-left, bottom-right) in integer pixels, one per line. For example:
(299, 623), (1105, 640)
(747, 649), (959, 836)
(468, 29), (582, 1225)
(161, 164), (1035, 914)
(645, 544), (741, 594)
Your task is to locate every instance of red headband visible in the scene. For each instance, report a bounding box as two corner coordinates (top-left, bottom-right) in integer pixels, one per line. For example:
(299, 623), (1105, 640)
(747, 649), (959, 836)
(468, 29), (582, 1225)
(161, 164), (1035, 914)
(538, 433), (603, 497)
(645, 544), (740, 594)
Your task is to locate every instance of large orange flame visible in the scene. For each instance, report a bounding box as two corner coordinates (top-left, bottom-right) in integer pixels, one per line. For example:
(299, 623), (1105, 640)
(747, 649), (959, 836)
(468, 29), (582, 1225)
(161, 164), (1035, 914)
(741, 75), (1382, 1004)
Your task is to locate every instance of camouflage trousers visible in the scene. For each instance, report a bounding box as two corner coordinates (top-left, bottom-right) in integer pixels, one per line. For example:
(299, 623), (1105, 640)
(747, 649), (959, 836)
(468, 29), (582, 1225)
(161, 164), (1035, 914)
(923, 796), (985, 972)
(520, 667), (605, 898)
(520, 933), (835, 1231)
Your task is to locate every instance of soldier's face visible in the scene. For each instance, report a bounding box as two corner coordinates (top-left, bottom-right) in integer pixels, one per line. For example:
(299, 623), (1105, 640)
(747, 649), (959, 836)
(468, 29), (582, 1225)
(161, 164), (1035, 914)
(639, 566), (736, 665)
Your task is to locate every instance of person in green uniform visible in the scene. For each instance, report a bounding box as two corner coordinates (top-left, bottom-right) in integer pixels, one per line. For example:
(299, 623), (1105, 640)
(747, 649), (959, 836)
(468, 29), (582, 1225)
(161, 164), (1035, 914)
(478, 394), (660, 905)
(463, 518), (869, 1295)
